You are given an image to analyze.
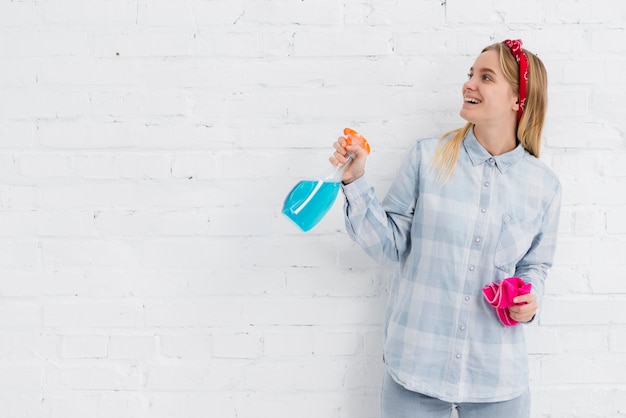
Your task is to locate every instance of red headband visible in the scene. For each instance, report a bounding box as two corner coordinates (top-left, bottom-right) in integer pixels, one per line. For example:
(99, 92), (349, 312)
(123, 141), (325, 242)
(502, 39), (528, 124)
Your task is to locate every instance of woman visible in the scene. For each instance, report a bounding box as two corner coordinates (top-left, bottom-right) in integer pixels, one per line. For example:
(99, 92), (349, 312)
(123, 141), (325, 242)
(330, 40), (561, 418)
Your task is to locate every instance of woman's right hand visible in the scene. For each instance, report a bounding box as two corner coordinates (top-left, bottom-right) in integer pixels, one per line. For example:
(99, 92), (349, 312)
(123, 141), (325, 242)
(329, 135), (368, 185)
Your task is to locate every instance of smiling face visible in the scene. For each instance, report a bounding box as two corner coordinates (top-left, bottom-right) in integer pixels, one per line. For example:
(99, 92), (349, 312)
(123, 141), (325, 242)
(460, 49), (519, 130)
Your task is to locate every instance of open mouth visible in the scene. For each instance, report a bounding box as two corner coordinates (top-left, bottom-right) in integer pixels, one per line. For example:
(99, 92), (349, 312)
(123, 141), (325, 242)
(464, 97), (482, 104)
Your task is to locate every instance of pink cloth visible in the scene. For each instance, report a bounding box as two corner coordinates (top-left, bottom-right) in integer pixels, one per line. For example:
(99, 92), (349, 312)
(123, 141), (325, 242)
(482, 277), (532, 326)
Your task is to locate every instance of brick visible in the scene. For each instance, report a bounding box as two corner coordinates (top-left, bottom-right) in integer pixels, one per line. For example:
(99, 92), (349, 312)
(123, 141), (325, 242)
(242, 0), (343, 25)
(160, 334), (212, 359)
(147, 393), (238, 418)
(212, 332), (263, 359)
(284, 267), (382, 298)
(600, 152), (626, 177)
(137, 0), (195, 27)
(191, 0), (245, 26)
(592, 238), (626, 268)
(590, 264), (626, 294)
(541, 297), (626, 325)
(40, 0), (137, 27)
(533, 387), (625, 418)
(548, 89), (591, 118)
(72, 153), (171, 180)
(109, 335), (156, 359)
(541, 353), (626, 384)
(171, 153), (217, 180)
(553, 237), (592, 267)
(19, 153), (70, 178)
(36, 211), (96, 237)
(46, 364), (142, 390)
(0, 333), (57, 361)
(159, 210), (212, 236)
(0, 270), (85, 297)
(0, 239), (40, 268)
(0, 1), (623, 415)
(41, 239), (140, 268)
(142, 237), (242, 267)
(293, 29), (393, 57)
(144, 299), (243, 328)
(186, 268), (286, 296)
(607, 208), (626, 234)
(0, 122), (34, 148)
(0, 366), (43, 390)
(94, 396), (145, 418)
(48, 399), (98, 418)
(145, 364), (243, 391)
(244, 360), (347, 391)
(0, 1), (37, 27)
(61, 336), (108, 359)
(610, 329), (626, 353)
(36, 121), (137, 150)
(0, 58), (38, 89)
(94, 32), (192, 58)
(312, 331), (362, 356)
(544, 265), (592, 296)
(263, 330), (314, 357)
(343, 358), (385, 389)
(0, 30), (89, 58)
(0, 88), (89, 120)
(44, 302), (142, 328)
(212, 29), (293, 58)
(543, 119), (623, 150)
(243, 297), (385, 326)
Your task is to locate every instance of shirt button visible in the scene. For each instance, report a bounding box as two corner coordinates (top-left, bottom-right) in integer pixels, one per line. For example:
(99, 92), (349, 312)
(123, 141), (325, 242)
(465, 296), (470, 301)
(489, 157), (495, 164)
(484, 181), (489, 187)
(456, 354), (462, 359)
(481, 208), (487, 213)
(469, 265), (475, 271)
(460, 325), (466, 331)
(474, 237), (481, 243)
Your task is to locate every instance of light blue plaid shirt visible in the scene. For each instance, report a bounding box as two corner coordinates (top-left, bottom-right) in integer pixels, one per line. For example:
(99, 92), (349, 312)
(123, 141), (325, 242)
(342, 127), (561, 402)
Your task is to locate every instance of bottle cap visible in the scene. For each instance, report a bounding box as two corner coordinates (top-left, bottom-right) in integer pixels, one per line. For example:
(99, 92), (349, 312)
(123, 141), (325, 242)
(343, 128), (371, 154)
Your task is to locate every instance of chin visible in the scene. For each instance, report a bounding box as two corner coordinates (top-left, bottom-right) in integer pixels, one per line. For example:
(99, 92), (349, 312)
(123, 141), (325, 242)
(459, 109), (475, 124)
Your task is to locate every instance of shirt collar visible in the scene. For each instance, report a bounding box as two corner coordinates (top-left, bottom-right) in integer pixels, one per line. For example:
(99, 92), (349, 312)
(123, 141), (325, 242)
(462, 126), (526, 174)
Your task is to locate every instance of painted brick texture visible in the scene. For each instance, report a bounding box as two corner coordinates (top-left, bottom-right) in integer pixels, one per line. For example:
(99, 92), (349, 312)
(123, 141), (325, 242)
(0, 0), (625, 417)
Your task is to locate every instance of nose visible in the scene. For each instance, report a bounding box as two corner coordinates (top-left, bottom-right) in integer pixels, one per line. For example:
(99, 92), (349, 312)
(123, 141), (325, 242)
(463, 77), (476, 93)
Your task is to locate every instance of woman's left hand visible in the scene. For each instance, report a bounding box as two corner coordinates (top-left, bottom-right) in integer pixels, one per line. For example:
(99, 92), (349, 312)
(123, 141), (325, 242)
(508, 293), (538, 323)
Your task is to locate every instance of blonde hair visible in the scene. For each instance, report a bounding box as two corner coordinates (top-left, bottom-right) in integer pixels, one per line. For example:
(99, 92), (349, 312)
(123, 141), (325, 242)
(432, 42), (548, 182)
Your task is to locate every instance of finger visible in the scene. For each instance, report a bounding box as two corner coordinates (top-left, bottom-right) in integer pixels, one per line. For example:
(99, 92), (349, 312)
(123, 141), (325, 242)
(510, 312), (532, 323)
(509, 304), (533, 315)
(509, 301), (538, 321)
(508, 306), (534, 322)
(336, 136), (348, 150)
(333, 149), (351, 165)
(513, 293), (535, 305)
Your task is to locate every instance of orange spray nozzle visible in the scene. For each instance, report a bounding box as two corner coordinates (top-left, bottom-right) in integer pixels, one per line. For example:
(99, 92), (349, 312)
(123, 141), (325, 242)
(343, 128), (371, 155)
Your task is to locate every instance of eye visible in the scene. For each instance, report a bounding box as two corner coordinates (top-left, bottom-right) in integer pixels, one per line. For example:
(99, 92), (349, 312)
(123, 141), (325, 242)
(482, 74), (492, 81)
(467, 72), (473, 80)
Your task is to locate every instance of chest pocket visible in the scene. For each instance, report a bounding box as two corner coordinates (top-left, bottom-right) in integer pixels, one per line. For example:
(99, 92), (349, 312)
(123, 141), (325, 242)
(494, 213), (540, 274)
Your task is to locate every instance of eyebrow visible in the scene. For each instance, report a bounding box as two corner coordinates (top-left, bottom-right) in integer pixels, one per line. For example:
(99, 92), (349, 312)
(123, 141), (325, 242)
(470, 66), (498, 77)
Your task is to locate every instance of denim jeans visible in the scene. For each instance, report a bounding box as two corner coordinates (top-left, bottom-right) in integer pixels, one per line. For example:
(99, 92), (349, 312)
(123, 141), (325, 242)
(381, 372), (531, 418)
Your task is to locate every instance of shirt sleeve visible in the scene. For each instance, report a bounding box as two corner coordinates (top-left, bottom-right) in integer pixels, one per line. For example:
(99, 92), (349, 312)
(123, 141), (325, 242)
(514, 180), (562, 311)
(341, 141), (422, 264)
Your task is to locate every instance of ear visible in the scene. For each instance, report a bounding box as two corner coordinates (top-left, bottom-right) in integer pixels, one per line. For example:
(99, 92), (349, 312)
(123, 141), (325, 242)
(512, 98), (520, 112)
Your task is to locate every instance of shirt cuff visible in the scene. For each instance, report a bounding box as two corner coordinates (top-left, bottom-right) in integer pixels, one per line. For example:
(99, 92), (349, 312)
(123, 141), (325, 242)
(341, 175), (371, 203)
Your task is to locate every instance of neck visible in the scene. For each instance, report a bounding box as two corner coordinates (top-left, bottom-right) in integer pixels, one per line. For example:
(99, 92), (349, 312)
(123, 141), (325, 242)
(473, 124), (517, 156)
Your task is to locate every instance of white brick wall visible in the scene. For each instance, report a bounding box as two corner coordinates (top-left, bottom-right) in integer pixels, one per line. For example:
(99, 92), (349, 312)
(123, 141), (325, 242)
(0, 0), (624, 417)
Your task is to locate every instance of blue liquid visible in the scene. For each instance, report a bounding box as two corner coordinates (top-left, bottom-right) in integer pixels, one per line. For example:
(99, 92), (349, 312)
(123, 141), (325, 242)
(282, 180), (341, 232)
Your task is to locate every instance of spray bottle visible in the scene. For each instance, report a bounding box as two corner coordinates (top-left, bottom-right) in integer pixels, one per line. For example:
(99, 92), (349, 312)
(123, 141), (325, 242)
(282, 128), (370, 232)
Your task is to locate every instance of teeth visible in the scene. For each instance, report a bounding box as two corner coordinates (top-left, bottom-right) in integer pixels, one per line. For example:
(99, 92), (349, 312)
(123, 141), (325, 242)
(464, 97), (481, 104)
